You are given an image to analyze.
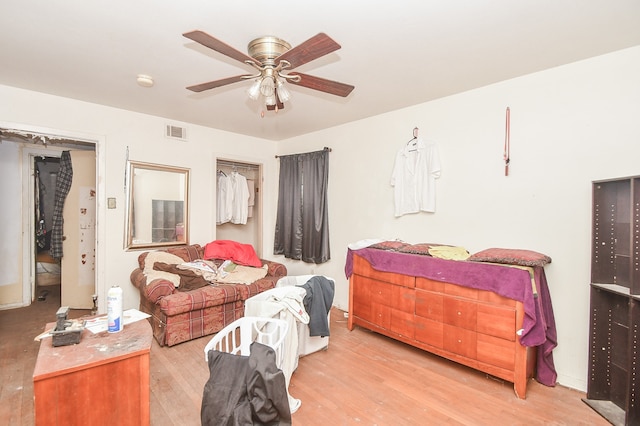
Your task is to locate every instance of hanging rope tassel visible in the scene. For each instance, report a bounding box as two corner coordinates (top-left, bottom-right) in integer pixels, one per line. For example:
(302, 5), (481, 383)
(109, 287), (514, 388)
(503, 107), (510, 176)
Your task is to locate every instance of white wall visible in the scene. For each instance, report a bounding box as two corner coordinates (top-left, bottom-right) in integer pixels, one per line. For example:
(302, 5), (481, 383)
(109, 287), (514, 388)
(1, 45), (638, 393)
(0, 142), (22, 305)
(275, 46), (640, 392)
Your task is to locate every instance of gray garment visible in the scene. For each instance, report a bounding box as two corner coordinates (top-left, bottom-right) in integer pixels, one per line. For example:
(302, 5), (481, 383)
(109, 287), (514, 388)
(301, 276), (335, 337)
(201, 342), (291, 426)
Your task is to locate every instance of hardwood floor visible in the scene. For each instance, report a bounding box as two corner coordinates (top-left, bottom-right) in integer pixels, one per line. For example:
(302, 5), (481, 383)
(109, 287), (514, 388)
(1, 286), (607, 425)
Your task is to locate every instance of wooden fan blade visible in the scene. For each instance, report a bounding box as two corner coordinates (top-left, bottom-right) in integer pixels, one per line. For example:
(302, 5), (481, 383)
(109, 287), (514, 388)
(287, 72), (354, 97)
(266, 103), (285, 111)
(186, 75), (248, 92)
(183, 30), (260, 66)
(277, 33), (341, 69)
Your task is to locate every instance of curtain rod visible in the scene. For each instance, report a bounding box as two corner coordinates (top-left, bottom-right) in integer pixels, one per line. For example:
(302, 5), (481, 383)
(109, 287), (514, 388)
(275, 146), (332, 159)
(216, 160), (259, 171)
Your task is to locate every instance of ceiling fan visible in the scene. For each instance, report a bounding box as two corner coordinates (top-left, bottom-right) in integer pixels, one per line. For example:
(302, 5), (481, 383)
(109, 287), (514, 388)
(183, 30), (355, 111)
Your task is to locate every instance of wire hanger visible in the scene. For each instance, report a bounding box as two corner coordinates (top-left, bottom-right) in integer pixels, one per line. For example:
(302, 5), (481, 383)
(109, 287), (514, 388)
(407, 127), (419, 151)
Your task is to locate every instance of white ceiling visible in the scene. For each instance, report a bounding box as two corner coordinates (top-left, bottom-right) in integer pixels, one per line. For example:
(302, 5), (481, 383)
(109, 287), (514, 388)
(1, 1), (639, 141)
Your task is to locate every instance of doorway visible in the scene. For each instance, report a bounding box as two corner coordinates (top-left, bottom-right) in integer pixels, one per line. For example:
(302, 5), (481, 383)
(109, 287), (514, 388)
(25, 146), (96, 310)
(0, 129), (96, 312)
(33, 155), (62, 302)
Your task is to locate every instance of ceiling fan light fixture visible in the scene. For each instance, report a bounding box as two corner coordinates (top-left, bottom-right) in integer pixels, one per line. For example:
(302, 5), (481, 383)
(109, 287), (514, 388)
(276, 79), (291, 103)
(247, 79), (261, 100)
(264, 93), (277, 106)
(183, 30), (354, 110)
(259, 75), (275, 97)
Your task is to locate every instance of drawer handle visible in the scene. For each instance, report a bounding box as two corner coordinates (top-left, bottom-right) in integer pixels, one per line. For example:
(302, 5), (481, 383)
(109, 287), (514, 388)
(457, 311), (462, 316)
(458, 339), (462, 343)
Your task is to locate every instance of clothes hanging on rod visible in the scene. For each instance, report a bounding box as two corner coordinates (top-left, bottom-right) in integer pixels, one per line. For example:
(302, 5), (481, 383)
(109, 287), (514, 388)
(216, 171), (232, 225)
(217, 170), (250, 225)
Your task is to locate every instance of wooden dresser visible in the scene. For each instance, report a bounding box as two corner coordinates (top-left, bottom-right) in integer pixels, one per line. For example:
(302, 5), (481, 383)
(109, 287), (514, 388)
(33, 318), (153, 425)
(348, 252), (536, 398)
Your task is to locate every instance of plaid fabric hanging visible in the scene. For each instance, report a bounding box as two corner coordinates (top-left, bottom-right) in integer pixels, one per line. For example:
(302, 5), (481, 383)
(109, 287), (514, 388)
(49, 151), (73, 258)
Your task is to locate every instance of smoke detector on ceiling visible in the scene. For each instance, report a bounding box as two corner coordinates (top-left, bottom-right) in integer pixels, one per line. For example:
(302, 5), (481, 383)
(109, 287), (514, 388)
(137, 74), (154, 87)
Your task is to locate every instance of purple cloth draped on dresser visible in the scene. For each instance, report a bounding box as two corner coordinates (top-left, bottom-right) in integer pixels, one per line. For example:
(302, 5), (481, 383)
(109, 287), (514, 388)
(345, 248), (557, 387)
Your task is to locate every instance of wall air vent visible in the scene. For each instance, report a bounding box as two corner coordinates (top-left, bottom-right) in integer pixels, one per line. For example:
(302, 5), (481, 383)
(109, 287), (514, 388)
(165, 125), (187, 141)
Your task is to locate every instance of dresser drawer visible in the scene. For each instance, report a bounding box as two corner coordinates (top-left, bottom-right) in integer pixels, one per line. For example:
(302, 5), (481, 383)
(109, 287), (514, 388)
(444, 283), (478, 300)
(371, 302), (391, 329)
(353, 275), (393, 306)
(416, 277), (444, 292)
(443, 324), (477, 359)
(414, 316), (443, 348)
(478, 289), (516, 307)
(391, 285), (415, 314)
(351, 276), (373, 323)
(390, 307), (415, 339)
(477, 303), (516, 341)
(477, 333), (515, 370)
(443, 297), (477, 330)
(415, 290), (443, 321)
(353, 254), (415, 288)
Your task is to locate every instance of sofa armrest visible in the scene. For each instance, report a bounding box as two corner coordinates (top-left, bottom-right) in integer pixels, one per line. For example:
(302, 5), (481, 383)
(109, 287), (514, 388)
(262, 260), (287, 277)
(130, 268), (176, 303)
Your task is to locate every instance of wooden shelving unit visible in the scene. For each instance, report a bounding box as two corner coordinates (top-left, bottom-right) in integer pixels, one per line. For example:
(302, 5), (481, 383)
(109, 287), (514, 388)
(585, 176), (640, 425)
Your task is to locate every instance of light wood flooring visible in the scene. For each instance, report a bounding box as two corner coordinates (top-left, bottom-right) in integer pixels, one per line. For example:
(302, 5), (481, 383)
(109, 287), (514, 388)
(1, 285), (608, 425)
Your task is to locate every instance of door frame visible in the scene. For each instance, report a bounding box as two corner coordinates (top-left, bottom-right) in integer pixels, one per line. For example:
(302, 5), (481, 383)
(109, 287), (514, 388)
(23, 147), (62, 303)
(1, 122), (104, 308)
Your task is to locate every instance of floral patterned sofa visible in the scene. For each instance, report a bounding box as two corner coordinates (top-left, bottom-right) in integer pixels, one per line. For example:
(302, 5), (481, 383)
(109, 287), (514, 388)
(130, 243), (287, 346)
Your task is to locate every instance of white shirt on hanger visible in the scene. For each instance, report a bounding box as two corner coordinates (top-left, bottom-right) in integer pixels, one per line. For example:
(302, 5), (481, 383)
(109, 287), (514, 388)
(390, 137), (441, 216)
(230, 171), (250, 224)
(216, 172), (233, 225)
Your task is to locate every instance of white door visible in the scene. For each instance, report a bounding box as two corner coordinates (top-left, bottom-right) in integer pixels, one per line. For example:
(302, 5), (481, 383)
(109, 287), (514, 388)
(61, 150), (96, 308)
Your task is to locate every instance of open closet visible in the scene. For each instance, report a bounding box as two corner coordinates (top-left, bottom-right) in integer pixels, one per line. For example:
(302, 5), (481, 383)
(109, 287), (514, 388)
(215, 159), (263, 257)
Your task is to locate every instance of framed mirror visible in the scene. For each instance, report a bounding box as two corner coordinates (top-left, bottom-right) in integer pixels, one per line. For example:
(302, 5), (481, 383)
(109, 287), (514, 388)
(125, 161), (190, 249)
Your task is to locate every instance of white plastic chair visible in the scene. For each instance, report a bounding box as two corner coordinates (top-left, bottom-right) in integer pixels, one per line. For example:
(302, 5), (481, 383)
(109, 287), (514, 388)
(203, 317), (288, 368)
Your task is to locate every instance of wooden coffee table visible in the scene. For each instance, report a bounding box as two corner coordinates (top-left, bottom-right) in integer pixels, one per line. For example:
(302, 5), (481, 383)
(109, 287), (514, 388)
(33, 318), (153, 425)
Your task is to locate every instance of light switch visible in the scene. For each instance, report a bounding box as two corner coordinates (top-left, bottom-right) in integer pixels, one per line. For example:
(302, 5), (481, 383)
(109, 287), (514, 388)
(107, 197), (116, 209)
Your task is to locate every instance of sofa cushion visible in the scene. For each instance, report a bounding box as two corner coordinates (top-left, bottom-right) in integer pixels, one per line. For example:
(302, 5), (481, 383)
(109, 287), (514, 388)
(154, 262), (210, 291)
(143, 251), (184, 287)
(158, 277), (278, 316)
(138, 244), (203, 270)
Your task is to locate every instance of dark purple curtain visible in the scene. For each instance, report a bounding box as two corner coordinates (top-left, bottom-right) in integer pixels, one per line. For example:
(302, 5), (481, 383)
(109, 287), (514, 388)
(274, 149), (330, 264)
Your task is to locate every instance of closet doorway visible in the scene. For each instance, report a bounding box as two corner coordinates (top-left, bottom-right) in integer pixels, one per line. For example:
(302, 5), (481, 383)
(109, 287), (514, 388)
(215, 159), (263, 257)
